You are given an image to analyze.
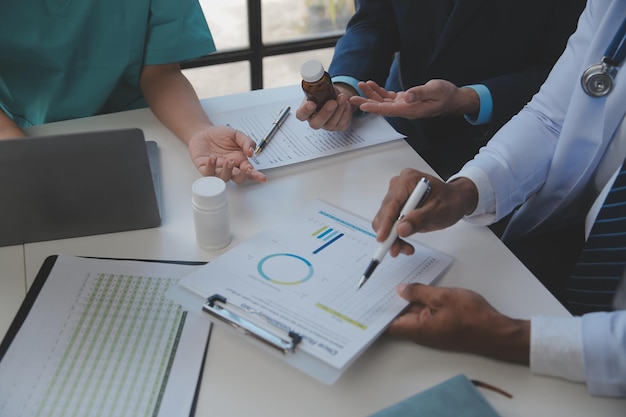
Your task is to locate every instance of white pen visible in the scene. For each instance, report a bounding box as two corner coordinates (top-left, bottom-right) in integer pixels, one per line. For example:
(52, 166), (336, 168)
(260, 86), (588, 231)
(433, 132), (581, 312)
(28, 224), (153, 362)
(253, 106), (291, 156)
(358, 177), (431, 289)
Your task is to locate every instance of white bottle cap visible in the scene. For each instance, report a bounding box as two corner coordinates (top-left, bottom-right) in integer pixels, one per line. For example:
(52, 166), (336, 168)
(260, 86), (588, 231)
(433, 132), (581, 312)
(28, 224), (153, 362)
(192, 176), (227, 208)
(301, 59), (325, 82)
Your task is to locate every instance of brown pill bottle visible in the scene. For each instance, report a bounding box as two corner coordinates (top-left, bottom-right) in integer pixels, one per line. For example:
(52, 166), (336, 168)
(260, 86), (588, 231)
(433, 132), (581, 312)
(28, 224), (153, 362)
(301, 59), (337, 112)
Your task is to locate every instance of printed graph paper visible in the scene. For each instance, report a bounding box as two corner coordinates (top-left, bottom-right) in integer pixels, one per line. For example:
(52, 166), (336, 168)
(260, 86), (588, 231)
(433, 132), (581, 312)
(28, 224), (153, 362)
(0, 256), (208, 417)
(33, 274), (182, 417)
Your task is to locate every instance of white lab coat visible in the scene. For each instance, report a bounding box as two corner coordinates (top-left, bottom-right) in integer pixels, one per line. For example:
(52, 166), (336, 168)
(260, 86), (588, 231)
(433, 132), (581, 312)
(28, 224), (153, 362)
(455, 0), (626, 397)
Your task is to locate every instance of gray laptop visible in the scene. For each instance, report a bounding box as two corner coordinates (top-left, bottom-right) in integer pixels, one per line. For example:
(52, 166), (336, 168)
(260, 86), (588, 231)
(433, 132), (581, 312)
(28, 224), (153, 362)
(0, 128), (162, 247)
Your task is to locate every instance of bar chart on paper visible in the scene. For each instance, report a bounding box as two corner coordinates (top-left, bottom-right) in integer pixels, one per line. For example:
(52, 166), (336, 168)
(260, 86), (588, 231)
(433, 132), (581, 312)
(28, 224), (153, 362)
(0, 256), (209, 417)
(256, 224), (345, 285)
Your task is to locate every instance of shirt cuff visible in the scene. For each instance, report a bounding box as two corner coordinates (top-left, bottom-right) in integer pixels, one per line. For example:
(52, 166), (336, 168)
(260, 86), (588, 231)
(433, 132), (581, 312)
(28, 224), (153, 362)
(582, 311), (626, 396)
(530, 316), (585, 382)
(448, 166), (496, 225)
(330, 75), (364, 97)
(331, 75), (365, 118)
(463, 84), (493, 126)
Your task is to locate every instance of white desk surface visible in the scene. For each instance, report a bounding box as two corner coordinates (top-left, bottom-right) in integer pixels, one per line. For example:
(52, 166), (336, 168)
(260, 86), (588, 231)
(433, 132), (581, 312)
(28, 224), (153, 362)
(0, 245), (25, 337)
(2, 85), (623, 416)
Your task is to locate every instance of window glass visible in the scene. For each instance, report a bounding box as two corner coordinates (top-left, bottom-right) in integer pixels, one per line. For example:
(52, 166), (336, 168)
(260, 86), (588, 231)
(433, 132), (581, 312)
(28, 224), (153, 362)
(183, 62), (251, 99)
(190, 1), (350, 93)
(262, 0), (353, 43)
(199, 0), (249, 50)
(263, 49), (335, 89)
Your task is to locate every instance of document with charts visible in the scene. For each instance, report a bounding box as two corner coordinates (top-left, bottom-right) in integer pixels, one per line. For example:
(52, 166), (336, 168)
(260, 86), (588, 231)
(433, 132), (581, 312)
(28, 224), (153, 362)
(170, 199), (453, 384)
(208, 98), (405, 170)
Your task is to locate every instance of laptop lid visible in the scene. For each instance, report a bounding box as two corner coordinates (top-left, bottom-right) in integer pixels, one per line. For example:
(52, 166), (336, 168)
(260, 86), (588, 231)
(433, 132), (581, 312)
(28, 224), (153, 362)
(0, 128), (161, 247)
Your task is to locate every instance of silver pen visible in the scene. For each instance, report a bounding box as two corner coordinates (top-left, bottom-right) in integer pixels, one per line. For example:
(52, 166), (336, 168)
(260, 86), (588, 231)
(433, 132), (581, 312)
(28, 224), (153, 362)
(358, 177), (431, 289)
(253, 106), (291, 156)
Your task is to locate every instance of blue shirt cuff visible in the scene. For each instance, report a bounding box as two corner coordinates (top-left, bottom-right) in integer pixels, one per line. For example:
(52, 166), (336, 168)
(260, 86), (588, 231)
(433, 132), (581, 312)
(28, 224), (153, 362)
(330, 75), (364, 97)
(331, 75), (365, 118)
(463, 84), (492, 126)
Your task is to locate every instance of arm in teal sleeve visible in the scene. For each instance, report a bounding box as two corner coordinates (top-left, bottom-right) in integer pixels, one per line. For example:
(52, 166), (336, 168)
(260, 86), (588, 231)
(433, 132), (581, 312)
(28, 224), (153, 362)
(464, 84), (493, 126)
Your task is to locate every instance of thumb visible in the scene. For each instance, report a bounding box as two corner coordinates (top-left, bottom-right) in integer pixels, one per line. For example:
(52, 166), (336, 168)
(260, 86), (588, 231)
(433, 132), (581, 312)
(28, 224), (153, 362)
(234, 129), (256, 156)
(396, 283), (440, 306)
(404, 86), (427, 103)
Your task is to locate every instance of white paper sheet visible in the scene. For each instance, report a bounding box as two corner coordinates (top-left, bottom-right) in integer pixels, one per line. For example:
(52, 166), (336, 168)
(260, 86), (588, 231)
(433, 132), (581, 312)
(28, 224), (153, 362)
(0, 256), (209, 417)
(209, 98), (405, 170)
(171, 200), (453, 377)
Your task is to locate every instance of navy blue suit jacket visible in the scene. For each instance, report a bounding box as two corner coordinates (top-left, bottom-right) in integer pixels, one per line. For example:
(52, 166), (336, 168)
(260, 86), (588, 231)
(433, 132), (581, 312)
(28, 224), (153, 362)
(329, 0), (586, 178)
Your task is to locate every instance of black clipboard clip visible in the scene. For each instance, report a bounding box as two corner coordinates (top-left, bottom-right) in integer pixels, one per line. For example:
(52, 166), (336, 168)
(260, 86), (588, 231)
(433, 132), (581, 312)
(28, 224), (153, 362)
(203, 294), (302, 354)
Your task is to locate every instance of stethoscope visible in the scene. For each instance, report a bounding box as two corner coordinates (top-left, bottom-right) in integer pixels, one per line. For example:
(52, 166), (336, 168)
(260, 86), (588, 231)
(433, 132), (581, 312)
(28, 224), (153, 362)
(582, 17), (626, 97)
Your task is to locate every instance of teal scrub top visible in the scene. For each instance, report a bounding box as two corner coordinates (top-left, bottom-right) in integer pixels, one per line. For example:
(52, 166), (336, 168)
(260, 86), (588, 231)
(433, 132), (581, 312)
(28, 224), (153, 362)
(0, 0), (216, 127)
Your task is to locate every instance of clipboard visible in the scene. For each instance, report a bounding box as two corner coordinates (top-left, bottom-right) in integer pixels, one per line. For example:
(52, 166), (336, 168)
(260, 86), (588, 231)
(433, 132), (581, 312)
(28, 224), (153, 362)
(169, 199), (454, 385)
(0, 255), (210, 417)
(195, 291), (360, 384)
(203, 294), (303, 353)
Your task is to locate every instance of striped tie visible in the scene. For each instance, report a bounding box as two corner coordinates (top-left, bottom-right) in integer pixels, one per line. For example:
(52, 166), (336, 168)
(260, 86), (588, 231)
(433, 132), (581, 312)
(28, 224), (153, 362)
(567, 163), (626, 315)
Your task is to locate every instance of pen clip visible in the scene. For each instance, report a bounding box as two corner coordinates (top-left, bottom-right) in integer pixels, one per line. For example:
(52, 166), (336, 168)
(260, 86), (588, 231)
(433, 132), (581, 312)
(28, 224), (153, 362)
(203, 294), (302, 354)
(418, 183), (431, 208)
(273, 105), (290, 125)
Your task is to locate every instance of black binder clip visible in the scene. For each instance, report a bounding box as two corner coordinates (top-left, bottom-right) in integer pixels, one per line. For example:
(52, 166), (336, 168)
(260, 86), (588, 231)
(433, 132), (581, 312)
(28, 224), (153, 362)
(203, 294), (302, 354)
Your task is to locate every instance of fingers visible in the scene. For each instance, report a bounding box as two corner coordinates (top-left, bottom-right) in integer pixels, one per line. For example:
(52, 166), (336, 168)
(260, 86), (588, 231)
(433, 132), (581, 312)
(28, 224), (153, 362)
(327, 95), (354, 131)
(407, 80), (451, 102)
(199, 155), (267, 184)
(389, 239), (416, 258)
(371, 168), (466, 255)
(297, 95), (353, 131)
(305, 99), (338, 130)
(387, 283), (448, 340)
(245, 168), (268, 183)
(201, 156), (234, 181)
(374, 167), (469, 243)
(396, 282), (445, 307)
(358, 81), (385, 101)
(349, 95), (368, 107)
(372, 169), (425, 240)
(357, 100), (407, 117)
(188, 126), (269, 184)
(233, 129), (256, 157)
(387, 283), (529, 362)
(352, 80), (460, 119)
(351, 81), (408, 117)
(361, 80), (396, 100)
(403, 176), (477, 234)
(387, 283), (452, 339)
(386, 303), (431, 338)
(404, 80), (460, 117)
(404, 84), (431, 103)
(295, 99), (318, 122)
(229, 160), (267, 184)
(197, 155), (216, 177)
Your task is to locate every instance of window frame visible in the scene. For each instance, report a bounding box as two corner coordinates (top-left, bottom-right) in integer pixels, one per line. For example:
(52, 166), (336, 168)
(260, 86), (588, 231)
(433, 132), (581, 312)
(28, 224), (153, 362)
(182, 0), (343, 91)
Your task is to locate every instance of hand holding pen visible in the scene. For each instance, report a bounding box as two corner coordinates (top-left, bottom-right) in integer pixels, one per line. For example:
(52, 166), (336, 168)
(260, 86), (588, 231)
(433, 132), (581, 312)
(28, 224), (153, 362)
(358, 177), (431, 289)
(254, 106), (291, 156)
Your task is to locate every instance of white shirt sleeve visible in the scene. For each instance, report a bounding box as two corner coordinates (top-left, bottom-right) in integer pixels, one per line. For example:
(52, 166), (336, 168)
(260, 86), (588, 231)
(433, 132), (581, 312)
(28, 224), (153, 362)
(581, 311), (626, 397)
(530, 316), (586, 382)
(530, 311), (626, 397)
(448, 166), (497, 225)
